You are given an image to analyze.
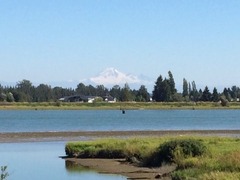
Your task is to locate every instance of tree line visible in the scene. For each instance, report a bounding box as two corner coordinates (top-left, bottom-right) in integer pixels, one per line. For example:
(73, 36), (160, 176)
(152, 71), (240, 104)
(0, 80), (150, 102)
(0, 71), (239, 103)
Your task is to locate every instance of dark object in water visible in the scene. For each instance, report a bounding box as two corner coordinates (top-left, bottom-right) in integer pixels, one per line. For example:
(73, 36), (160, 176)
(122, 110), (125, 114)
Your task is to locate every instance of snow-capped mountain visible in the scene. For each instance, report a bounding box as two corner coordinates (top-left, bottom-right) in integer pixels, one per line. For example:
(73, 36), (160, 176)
(90, 67), (153, 87)
(90, 67), (141, 85)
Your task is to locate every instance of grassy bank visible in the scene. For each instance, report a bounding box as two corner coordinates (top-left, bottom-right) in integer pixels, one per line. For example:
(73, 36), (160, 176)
(65, 136), (240, 179)
(1, 101), (240, 110)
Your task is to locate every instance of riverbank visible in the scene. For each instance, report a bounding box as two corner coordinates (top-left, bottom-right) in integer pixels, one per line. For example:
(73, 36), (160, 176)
(1, 130), (240, 143)
(1, 101), (240, 110)
(65, 158), (176, 180)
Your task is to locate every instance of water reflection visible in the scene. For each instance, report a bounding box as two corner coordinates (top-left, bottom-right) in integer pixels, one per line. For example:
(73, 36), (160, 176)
(65, 160), (127, 179)
(65, 160), (92, 173)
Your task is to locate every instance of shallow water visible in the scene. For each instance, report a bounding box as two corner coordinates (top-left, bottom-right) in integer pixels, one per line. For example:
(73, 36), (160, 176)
(0, 142), (127, 180)
(0, 109), (240, 132)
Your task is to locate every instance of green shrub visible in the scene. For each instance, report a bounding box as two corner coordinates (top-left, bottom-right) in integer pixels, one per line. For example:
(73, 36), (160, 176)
(144, 139), (206, 167)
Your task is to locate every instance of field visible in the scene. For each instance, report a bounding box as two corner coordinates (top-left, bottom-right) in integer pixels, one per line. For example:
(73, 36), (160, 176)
(66, 136), (240, 179)
(1, 101), (240, 110)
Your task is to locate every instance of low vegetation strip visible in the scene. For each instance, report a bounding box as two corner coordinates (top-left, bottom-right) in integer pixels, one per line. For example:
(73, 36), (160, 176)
(65, 136), (240, 179)
(1, 101), (240, 110)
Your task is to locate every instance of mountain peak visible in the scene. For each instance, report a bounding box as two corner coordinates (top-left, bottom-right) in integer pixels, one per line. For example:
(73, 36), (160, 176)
(90, 67), (140, 85)
(99, 67), (120, 78)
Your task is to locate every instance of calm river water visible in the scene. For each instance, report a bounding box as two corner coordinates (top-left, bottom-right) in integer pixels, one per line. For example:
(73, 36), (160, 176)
(0, 142), (126, 180)
(0, 109), (240, 132)
(1, 109), (240, 179)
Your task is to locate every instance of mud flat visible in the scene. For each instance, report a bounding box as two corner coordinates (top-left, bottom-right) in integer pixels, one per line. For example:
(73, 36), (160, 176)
(1, 130), (240, 143)
(64, 158), (176, 180)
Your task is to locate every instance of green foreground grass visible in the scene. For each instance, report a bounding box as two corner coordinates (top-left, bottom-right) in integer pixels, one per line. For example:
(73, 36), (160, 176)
(65, 136), (240, 180)
(1, 101), (240, 110)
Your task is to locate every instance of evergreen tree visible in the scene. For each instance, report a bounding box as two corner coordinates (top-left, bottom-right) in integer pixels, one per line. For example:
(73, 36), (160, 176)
(168, 71), (176, 95)
(223, 88), (231, 101)
(52, 87), (73, 100)
(96, 85), (108, 97)
(231, 86), (239, 101)
(188, 82), (192, 96)
(110, 85), (121, 101)
(190, 81), (198, 101)
(198, 89), (203, 101)
(201, 86), (212, 101)
(76, 83), (87, 95)
(136, 85), (150, 102)
(120, 83), (133, 101)
(212, 87), (219, 102)
(152, 75), (163, 101)
(162, 78), (171, 101)
(153, 72), (176, 102)
(34, 84), (52, 102)
(87, 85), (96, 96)
(182, 78), (189, 98)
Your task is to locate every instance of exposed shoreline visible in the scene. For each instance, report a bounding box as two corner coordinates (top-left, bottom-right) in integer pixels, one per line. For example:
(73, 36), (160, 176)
(1, 130), (240, 143)
(64, 158), (176, 180)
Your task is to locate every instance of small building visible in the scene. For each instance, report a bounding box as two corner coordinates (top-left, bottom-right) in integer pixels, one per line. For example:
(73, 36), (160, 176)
(59, 95), (97, 103)
(103, 95), (116, 103)
(59, 95), (116, 103)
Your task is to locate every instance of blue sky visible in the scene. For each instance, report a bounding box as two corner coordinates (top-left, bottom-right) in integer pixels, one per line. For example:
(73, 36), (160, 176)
(0, 0), (240, 91)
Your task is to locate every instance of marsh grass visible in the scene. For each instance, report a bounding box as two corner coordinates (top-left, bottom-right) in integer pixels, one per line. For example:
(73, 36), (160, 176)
(171, 137), (240, 179)
(65, 138), (162, 159)
(199, 171), (240, 180)
(66, 136), (240, 179)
